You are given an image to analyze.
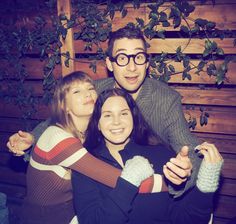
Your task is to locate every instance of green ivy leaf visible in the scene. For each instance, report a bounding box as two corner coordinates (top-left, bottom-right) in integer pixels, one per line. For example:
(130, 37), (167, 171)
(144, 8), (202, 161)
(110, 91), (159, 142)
(136, 18), (145, 28)
(157, 30), (165, 39)
(197, 61), (206, 70)
(216, 47), (224, 55)
(180, 25), (189, 33)
(121, 8), (128, 18)
(173, 16), (181, 28)
(168, 64), (175, 73)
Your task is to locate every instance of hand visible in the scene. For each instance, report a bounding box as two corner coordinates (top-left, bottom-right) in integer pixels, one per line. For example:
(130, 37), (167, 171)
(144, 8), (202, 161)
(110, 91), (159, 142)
(195, 142), (223, 164)
(163, 146), (192, 185)
(121, 156), (154, 187)
(6, 130), (34, 156)
(196, 142), (223, 193)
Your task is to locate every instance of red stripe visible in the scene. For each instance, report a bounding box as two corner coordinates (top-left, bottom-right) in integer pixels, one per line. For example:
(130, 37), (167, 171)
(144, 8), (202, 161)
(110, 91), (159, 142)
(34, 137), (82, 160)
(139, 176), (154, 193)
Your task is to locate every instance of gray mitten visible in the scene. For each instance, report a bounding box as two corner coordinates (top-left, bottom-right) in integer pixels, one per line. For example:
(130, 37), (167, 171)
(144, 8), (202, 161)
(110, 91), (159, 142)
(120, 155), (154, 187)
(196, 160), (224, 193)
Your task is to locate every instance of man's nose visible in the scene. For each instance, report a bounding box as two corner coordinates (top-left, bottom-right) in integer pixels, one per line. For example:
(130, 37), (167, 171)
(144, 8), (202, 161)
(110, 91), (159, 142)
(126, 57), (137, 71)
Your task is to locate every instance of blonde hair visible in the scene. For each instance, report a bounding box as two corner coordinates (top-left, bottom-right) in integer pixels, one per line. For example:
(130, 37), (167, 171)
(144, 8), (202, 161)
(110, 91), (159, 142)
(51, 71), (94, 138)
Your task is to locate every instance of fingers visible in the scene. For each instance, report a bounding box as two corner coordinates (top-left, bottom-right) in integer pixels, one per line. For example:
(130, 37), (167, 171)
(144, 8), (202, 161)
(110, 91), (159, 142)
(195, 142), (223, 164)
(6, 141), (25, 156)
(178, 146), (189, 158)
(163, 165), (187, 185)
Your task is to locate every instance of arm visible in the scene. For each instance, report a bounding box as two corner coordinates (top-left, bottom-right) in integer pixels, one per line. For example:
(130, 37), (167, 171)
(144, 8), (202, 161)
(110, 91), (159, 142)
(163, 93), (202, 196)
(169, 142), (223, 224)
(72, 155), (154, 224)
(72, 173), (137, 224)
(36, 126), (159, 192)
(6, 118), (51, 157)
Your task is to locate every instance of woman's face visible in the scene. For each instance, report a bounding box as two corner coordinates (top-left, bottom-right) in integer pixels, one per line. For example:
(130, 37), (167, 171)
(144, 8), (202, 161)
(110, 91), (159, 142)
(66, 81), (97, 118)
(98, 96), (133, 149)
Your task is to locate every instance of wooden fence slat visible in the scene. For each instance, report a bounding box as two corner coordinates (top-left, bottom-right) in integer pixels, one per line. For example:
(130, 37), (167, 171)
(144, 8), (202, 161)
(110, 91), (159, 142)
(194, 133), (236, 155)
(221, 158), (236, 179)
(1, 59), (236, 86)
(214, 195), (236, 219)
(176, 88), (236, 106)
(57, 0), (75, 75)
(218, 179), (236, 197)
(109, 2), (236, 31)
(74, 38), (236, 54)
(1, 105), (236, 134)
(186, 108), (236, 135)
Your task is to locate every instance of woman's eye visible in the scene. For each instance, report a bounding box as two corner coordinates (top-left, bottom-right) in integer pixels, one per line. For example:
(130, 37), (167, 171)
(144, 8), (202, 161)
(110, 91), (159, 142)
(103, 114), (111, 118)
(121, 112), (128, 116)
(73, 90), (80, 94)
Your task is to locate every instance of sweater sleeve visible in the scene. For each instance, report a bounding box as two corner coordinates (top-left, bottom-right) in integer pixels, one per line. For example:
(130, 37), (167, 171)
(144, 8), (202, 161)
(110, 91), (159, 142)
(72, 171), (138, 224)
(35, 126), (157, 191)
(163, 93), (202, 197)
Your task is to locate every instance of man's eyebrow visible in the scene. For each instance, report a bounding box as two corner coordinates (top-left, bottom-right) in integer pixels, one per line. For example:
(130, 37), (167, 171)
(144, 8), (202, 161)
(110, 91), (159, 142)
(114, 47), (145, 54)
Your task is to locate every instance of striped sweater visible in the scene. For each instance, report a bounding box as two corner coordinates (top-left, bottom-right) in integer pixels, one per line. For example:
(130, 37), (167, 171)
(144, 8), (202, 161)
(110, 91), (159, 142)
(23, 126), (162, 223)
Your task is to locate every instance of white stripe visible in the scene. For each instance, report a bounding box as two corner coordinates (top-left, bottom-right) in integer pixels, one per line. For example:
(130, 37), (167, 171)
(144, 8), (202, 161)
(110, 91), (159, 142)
(70, 216), (79, 224)
(37, 126), (74, 152)
(30, 157), (68, 179)
(59, 147), (88, 167)
(152, 174), (162, 193)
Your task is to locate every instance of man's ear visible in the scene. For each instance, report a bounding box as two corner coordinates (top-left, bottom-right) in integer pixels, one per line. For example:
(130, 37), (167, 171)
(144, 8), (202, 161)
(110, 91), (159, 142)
(106, 57), (113, 72)
(145, 61), (150, 70)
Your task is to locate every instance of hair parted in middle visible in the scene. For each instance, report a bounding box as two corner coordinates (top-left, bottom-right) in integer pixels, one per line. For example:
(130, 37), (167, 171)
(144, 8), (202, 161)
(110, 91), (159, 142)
(84, 88), (163, 151)
(51, 71), (94, 138)
(107, 24), (148, 58)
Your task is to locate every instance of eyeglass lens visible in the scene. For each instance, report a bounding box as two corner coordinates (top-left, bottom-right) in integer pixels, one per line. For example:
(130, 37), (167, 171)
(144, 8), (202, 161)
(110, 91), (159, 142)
(115, 52), (148, 66)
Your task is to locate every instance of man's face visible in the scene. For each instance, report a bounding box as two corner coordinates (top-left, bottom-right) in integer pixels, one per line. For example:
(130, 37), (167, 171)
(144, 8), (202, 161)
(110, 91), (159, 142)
(106, 38), (149, 94)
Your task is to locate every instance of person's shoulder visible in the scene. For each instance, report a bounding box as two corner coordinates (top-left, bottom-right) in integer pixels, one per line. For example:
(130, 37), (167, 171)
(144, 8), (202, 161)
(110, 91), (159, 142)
(145, 78), (180, 97)
(94, 77), (114, 94)
(37, 126), (76, 151)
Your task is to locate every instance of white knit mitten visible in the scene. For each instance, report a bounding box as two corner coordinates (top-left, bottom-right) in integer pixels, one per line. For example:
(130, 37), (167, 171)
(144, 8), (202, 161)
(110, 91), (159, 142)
(120, 156), (154, 187)
(197, 160), (224, 193)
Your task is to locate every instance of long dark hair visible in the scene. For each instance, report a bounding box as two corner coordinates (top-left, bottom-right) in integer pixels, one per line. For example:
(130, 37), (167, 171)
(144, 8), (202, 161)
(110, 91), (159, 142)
(84, 88), (162, 151)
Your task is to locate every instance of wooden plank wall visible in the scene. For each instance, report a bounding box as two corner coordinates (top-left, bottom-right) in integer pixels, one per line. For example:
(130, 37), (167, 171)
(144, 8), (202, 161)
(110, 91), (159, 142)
(0, 1), (235, 223)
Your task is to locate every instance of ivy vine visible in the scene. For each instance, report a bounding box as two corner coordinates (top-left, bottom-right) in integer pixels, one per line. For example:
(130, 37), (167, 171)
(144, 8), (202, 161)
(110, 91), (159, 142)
(0, 0), (235, 129)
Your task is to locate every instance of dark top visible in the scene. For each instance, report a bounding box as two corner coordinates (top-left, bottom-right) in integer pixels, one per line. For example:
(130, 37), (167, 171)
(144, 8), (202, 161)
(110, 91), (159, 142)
(72, 140), (213, 224)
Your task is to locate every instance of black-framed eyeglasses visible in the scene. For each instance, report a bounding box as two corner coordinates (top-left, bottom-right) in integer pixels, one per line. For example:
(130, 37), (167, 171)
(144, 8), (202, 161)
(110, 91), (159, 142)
(109, 52), (149, 67)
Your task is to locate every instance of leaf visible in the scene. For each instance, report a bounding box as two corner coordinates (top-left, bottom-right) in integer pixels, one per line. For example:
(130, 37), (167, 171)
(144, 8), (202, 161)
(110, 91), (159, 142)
(197, 61), (206, 70)
(195, 18), (208, 27)
(183, 57), (190, 68)
(162, 21), (170, 27)
(121, 8), (128, 18)
(136, 18), (145, 28)
(206, 21), (216, 30)
(200, 114), (205, 126)
(159, 12), (167, 22)
(168, 64), (175, 73)
(180, 25), (189, 33)
(216, 47), (224, 55)
(157, 30), (165, 39)
(173, 16), (181, 29)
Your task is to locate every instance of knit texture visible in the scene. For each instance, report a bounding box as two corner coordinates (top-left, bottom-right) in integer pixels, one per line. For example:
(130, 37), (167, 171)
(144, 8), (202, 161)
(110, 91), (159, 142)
(121, 156), (154, 187)
(197, 160), (224, 193)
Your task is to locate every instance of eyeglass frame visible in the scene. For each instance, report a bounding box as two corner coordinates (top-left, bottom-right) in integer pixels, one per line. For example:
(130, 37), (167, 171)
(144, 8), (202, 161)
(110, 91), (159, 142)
(109, 52), (149, 67)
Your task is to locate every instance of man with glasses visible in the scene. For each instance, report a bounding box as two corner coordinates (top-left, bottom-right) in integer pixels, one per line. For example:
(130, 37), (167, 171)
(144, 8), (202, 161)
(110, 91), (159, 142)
(94, 25), (202, 196)
(7, 25), (201, 197)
